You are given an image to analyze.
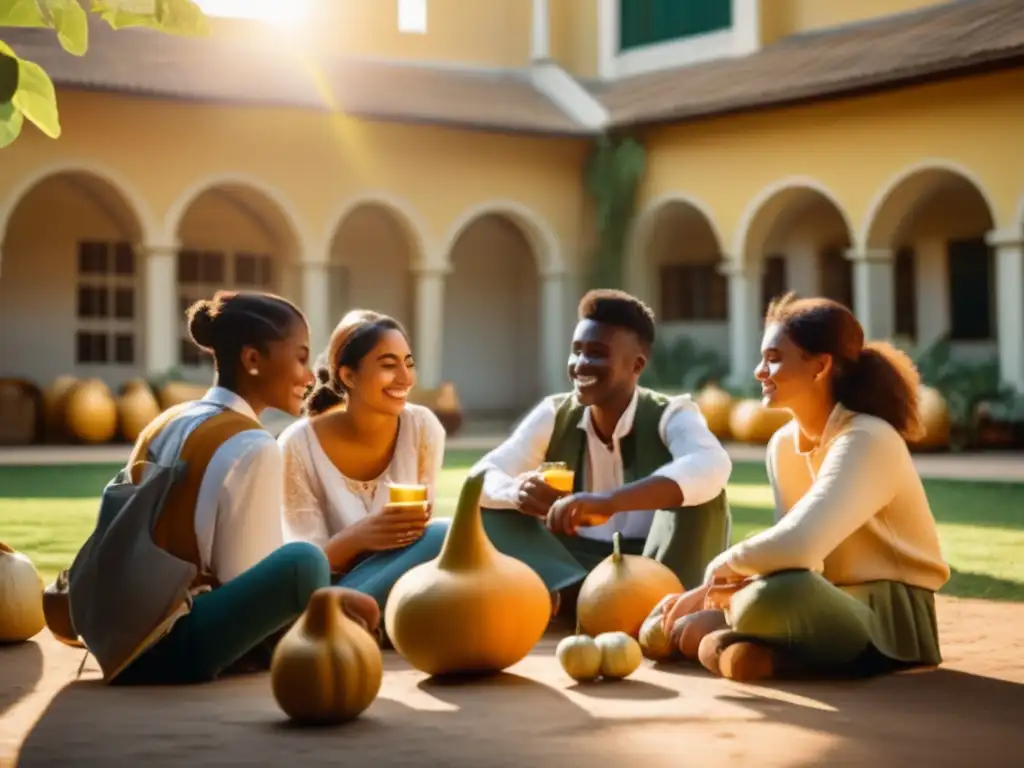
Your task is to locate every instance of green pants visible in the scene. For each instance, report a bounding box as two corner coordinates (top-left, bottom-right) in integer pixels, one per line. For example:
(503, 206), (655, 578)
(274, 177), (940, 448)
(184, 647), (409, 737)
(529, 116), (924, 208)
(480, 504), (729, 594)
(115, 541), (331, 685)
(727, 570), (943, 672)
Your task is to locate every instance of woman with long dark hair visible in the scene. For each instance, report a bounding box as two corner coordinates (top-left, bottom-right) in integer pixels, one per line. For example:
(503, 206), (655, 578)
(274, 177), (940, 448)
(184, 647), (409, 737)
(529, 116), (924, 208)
(278, 309), (449, 613)
(654, 292), (950, 682)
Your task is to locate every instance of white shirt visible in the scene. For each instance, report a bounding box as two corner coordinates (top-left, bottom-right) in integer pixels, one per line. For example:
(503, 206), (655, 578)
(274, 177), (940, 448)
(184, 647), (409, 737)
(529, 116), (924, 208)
(472, 389), (733, 542)
(147, 387), (286, 584)
(277, 403), (447, 548)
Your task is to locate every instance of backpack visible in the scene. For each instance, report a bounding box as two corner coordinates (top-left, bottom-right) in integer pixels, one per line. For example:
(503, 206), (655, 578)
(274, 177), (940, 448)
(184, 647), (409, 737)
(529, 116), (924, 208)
(64, 402), (227, 682)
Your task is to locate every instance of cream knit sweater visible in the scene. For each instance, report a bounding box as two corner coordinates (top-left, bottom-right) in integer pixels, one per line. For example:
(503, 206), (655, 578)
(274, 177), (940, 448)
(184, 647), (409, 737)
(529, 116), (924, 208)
(723, 404), (951, 592)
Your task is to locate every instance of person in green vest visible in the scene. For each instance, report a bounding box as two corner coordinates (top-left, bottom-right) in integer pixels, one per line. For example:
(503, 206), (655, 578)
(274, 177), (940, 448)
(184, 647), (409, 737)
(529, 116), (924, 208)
(473, 289), (733, 619)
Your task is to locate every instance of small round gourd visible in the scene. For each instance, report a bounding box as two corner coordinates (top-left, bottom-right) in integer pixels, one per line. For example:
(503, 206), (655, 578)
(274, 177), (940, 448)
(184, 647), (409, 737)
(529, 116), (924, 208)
(729, 399), (792, 444)
(576, 531), (683, 638)
(0, 542), (46, 643)
(595, 632), (643, 680)
(270, 587), (383, 725)
(42, 569), (84, 648)
(556, 632), (603, 682)
(118, 379), (161, 443)
(638, 613), (675, 662)
(64, 378), (118, 444)
(695, 382), (733, 440)
(385, 470), (550, 677)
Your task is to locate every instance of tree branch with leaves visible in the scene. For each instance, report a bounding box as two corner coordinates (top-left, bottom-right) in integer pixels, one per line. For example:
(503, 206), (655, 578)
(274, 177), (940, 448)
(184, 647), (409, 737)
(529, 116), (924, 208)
(1, 0), (210, 148)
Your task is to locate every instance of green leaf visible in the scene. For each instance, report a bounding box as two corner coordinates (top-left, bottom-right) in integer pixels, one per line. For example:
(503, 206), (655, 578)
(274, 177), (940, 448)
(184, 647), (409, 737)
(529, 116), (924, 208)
(0, 47), (19, 102)
(0, 99), (25, 148)
(92, 0), (210, 36)
(43, 0), (89, 55)
(0, 0), (48, 28)
(11, 55), (60, 138)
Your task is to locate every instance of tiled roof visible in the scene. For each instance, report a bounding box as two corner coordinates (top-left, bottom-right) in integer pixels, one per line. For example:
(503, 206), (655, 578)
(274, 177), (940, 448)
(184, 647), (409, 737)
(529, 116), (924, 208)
(2, 18), (587, 136)
(594, 0), (1024, 128)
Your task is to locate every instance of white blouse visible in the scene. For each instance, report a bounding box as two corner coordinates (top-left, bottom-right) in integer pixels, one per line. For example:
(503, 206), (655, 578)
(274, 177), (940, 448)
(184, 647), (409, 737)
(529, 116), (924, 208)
(277, 403), (447, 549)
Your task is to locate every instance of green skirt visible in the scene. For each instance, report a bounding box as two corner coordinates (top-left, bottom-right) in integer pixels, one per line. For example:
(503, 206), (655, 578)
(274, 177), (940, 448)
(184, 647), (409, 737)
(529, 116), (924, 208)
(727, 570), (942, 671)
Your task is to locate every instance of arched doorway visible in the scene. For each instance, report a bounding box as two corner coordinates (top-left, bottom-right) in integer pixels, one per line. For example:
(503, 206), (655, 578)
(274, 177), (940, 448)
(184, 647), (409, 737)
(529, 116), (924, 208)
(863, 166), (996, 354)
(171, 182), (302, 371)
(632, 198), (728, 351)
(328, 203), (418, 346)
(442, 213), (541, 419)
(0, 170), (147, 388)
(730, 182), (855, 383)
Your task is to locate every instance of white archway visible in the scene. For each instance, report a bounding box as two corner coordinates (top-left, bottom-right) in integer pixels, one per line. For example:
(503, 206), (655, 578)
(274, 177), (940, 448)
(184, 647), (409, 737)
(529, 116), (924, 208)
(440, 201), (566, 417)
(321, 192), (433, 268)
(732, 176), (855, 260)
(0, 164), (155, 387)
(161, 172), (314, 259)
(860, 159), (999, 249)
(0, 161), (158, 247)
(440, 199), (565, 276)
(631, 192), (726, 257)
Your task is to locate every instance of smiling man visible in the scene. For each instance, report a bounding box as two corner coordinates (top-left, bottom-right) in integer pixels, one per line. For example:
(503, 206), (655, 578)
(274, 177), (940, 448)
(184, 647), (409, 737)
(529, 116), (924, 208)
(473, 289), (734, 617)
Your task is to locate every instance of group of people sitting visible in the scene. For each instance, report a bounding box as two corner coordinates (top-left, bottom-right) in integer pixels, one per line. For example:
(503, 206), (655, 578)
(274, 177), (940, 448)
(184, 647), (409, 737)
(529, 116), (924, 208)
(63, 285), (951, 686)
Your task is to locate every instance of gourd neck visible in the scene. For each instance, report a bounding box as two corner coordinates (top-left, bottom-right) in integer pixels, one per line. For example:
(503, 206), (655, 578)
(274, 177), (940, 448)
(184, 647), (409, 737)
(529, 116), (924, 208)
(611, 531), (622, 564)
(438, 471), (493, 570)
(0, 542), (13, 555)
(303, 590), (340, 639)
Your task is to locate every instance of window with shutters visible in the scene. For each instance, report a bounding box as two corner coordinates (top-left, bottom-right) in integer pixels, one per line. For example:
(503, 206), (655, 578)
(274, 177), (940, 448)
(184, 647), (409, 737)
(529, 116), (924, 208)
(947, 238), (994, 341)
(659, 263), (728, 322)
(619, 0), (733, 51)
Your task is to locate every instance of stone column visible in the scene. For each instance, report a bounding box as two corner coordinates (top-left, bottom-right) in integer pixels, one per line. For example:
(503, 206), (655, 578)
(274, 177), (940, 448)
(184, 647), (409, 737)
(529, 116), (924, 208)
(986, 228), (1024, 391)
(531, 0), (550, 60)
(412, 263), (449, 389)
(846, 247), (895, 341)
(539, 268), (568, 395)
(143, 241), (179, 375)
(300, 260), (332, 357)
(721, 257), (761, 388)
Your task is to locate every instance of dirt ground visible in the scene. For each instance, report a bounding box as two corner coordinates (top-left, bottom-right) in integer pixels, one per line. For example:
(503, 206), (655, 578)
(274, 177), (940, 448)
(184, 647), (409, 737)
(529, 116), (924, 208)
(2, 595), (1022, 768)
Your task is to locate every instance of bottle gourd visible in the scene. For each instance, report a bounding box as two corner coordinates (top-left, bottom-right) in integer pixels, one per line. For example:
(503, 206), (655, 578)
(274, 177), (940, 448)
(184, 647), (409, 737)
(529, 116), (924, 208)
(270, 587), (383, 725)
(384, 469), (550, 676)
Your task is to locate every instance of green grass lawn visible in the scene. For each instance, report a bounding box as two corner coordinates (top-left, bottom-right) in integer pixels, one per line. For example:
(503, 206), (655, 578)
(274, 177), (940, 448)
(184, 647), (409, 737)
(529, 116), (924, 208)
(3, 448), (1023, 601)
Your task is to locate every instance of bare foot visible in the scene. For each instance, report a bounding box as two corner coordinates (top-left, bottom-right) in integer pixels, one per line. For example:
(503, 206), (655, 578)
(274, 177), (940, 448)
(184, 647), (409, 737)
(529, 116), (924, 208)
(670, 609), (729, 660)
(697, 629), (776, 682)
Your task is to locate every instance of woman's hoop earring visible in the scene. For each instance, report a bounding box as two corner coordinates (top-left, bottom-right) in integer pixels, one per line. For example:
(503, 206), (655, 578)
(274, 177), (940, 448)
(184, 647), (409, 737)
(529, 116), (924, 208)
(249, 368), (259, 377)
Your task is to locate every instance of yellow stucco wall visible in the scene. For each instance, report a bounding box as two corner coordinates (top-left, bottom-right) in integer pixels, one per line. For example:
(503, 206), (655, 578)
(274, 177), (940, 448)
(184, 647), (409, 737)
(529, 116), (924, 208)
(0, 89), (591, 270)
(636, 68), (1024, 262)
(548, 0), (600, 80)
(759, 0), (948, 45)
(326, 0), (532, 69)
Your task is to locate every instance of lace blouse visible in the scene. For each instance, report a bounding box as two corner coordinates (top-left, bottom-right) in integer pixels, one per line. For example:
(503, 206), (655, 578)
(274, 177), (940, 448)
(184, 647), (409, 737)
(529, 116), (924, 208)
(277, 403), (447, 549)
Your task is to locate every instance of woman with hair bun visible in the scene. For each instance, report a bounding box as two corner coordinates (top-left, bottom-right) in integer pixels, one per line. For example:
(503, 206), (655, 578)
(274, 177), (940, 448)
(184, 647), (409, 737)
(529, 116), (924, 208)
(94, 290), (379, 685)
(277, 309), (449, 615)
(654, 292), (950, 683)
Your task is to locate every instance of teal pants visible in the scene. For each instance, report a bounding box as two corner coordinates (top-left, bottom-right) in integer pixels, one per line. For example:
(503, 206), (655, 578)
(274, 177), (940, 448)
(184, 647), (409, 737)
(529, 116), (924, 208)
(725, 569), (942, 673)
(114, 541), (331, 685)
(333, 520), (450, 609)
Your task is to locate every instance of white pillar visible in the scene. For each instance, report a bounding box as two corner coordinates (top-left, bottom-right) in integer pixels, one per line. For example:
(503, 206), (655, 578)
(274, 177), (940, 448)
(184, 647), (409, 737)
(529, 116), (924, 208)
(144, 242), (179, 375)
(531, 0), (550, 61)
(846, 247), (894, 341)
(413, 264), (448, 389)
(300, 261), (331, 357)
(722, 258), (761, 388)
(540, 268), (567, 395)
(986, 228), (1024, 391)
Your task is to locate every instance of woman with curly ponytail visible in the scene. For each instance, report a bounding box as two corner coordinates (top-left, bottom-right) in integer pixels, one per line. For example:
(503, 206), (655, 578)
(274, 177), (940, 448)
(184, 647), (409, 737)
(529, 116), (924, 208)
(656, 293), (950, 684)
(277, 309), (449, 622)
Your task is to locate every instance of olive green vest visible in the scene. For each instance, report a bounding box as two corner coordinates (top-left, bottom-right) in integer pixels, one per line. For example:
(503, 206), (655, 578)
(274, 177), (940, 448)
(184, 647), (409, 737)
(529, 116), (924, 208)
(543, 388), (732, 589)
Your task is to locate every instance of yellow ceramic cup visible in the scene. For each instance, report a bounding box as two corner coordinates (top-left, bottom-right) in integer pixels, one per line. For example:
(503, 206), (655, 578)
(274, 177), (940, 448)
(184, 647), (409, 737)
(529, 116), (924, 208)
(539, 462), (575, 493)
